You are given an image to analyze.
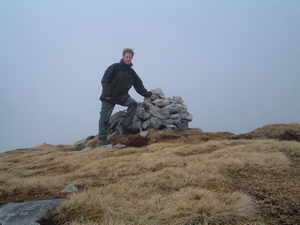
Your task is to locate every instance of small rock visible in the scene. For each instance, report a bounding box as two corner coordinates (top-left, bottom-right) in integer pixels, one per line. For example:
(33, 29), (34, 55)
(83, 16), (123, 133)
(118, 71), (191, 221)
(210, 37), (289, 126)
(194, 128), (204, 133)
(113, 143), (126, 148)
(140, 130), (149, 138)
(149, 117), (162, 129)
(172, 96), (183, 103)
(21, 149), (41, 153)
(74, 139), (86, 151)
(98, 144), (113, 149)
(151, 88), (165, 98)
(61, 184), (78, 193)
(107, 131), (119, 140)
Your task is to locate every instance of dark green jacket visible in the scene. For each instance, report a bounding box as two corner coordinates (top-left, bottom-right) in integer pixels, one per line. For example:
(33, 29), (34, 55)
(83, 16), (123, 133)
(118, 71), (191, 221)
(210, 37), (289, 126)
(100, 59), (152, 104)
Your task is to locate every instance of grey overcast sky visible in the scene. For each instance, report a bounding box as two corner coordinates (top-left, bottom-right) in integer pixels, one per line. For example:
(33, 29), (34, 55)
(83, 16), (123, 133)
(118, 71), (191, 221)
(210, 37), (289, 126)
(1, 1), (299, 152)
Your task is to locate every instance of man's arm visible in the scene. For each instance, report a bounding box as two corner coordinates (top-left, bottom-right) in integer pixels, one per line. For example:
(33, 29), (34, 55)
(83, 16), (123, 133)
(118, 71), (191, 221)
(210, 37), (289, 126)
(132, 71), (153, 98)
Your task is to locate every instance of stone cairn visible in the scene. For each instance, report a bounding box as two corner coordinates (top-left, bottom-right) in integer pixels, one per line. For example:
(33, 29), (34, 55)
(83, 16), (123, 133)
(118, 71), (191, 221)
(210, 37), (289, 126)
(107, 88), (193, 137)
(74, 88), (194, 150)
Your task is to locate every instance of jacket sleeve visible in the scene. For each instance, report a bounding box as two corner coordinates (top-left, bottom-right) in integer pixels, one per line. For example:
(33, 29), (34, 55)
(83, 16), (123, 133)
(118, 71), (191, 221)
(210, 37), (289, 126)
(101, 63), (117, 97)
(132, 70), (152, 98)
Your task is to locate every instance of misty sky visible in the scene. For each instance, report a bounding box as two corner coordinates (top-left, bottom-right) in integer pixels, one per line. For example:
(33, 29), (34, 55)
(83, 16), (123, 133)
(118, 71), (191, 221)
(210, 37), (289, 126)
(1, 1), (299, 152)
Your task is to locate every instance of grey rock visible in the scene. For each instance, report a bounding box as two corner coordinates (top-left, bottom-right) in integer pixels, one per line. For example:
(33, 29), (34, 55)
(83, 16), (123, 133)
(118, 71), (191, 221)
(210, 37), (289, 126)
(166, 124), (177, 132)
(172, 119), (180, 125)
(61, 184), (78, 193)
(166, 124), (176, 129)
(113, 143), (126, 148)
(159, 108), (170, 120)
(98, 144), (113, 149)
(86, 135), (95, 141)
(143, 97), (152, 103)
(108, 113), (125, 132)
(132, 119), (142, 130)
(152, 87), (165, 98)
(149, 117), (162, 129)
(194, 128), (204, 133)
(109, 111), (125, 123)
(148, 103), (160, 112)
(74, 139), (86, 151)
(149, 104), (169, 120)
(166, 127), (173, 132)
(140, 130), (149, 138)
(142, 112), (151, 120)
(164, 103), (183, 113)
(172, 96), (183, 103)
(21, 149), (41, 153)
(133, 114), (140, 123)
(153, 98), (170, 107)
(142, 119), (151, 130)
(74, 135), (97, 151)
(177, 120), (189, 131)
(135, 106), (145, 118)
(180, 110), (193, 122)
(182, 103), (188, 110)
(169, 113), (180, 119)
(115, 125), (124, 134)
(107, 131), (119, 140)
(81, 147), (92, 151)
(0, 199), (64, 225)
(149, 94), (159, 101)
(162, 119), (174, 126)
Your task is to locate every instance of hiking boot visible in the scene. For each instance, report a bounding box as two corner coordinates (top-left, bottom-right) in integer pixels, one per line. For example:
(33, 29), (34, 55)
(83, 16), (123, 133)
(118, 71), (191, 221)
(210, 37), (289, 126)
(99, 138), (107, 146)
(122, 126), (140, 135)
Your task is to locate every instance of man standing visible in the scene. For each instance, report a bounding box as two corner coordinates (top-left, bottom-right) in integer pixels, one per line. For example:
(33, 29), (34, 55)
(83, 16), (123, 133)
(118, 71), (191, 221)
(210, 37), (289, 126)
(98, 48), (153, 146)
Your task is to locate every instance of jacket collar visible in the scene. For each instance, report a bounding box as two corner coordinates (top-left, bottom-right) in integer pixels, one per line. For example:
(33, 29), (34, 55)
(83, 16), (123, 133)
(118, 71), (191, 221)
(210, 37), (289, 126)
(120, 59), (133, 68)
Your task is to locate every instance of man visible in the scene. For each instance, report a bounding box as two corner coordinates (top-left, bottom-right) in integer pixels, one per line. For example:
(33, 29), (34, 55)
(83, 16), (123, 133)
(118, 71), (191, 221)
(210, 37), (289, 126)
(98, 48), (153, 146)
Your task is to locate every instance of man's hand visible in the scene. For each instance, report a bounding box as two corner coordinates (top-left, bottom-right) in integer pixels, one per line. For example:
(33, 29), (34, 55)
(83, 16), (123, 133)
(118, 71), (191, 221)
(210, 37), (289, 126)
(151, 92), (155, 96)
(105, 96), (111, 100)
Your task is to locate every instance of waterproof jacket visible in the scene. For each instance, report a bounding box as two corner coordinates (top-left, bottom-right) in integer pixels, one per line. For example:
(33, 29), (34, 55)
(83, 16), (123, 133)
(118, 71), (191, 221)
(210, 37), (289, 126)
(100, 59), (152, 104)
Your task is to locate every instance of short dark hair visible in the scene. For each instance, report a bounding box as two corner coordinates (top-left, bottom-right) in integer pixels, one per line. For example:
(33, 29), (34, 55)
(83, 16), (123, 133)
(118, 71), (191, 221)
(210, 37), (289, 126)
(123, 48), (134, 57)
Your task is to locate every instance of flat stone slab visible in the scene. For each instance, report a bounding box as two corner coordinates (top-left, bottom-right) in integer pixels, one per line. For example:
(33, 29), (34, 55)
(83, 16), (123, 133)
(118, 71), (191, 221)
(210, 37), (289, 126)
(0, 199), (64, 225)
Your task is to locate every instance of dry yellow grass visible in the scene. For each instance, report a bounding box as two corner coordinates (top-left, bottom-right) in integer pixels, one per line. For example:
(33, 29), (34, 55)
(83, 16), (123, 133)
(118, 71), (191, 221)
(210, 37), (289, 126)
(0, 125), (300, 224)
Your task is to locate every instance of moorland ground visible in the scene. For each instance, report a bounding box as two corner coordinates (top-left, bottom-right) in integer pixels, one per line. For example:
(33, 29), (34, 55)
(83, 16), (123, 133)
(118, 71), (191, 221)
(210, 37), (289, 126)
(0, 124), (299, 225)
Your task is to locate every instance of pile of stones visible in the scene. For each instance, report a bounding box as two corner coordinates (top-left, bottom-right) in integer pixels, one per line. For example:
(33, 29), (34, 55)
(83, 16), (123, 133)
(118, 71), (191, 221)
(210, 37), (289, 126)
(108, 88), (193, 136)
(74, 88), (195, 150)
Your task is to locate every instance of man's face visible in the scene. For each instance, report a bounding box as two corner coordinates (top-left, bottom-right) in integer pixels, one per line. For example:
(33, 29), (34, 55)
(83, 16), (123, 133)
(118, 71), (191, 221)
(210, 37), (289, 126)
(123, 52), (133, 65)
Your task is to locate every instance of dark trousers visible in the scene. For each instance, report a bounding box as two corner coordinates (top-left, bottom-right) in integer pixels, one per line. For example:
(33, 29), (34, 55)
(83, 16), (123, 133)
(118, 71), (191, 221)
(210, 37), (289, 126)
(98, 97), (137, 140)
